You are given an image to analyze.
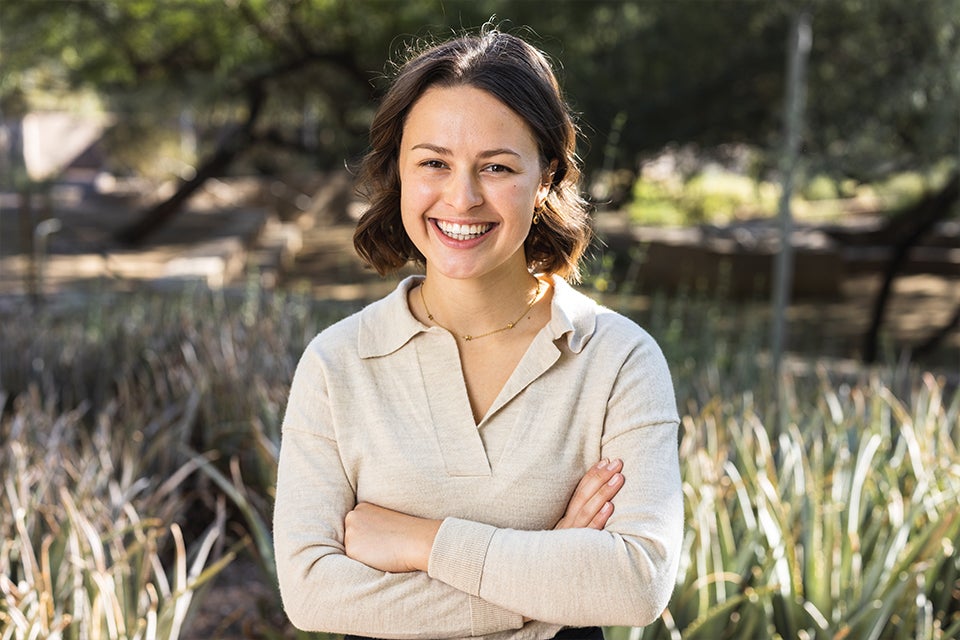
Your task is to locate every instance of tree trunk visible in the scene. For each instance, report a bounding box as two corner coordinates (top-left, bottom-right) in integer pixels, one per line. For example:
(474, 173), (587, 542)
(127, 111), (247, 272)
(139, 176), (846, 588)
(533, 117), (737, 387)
(114, 85), (266, 246)
(862, 171), (959, 363)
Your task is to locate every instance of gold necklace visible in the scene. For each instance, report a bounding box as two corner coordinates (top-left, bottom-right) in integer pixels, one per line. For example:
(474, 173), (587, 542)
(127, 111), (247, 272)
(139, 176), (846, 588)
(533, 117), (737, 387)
(419, 278), (543, 341)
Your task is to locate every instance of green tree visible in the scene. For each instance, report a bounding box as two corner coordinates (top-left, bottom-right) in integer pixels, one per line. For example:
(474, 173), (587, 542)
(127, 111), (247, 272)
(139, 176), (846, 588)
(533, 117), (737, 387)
(2, 0), (958, 242)
(2, 0), (452, 241)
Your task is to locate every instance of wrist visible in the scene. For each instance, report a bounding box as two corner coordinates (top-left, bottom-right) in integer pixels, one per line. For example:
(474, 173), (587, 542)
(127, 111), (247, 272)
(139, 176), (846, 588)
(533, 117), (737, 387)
(414, 518), (442, 571)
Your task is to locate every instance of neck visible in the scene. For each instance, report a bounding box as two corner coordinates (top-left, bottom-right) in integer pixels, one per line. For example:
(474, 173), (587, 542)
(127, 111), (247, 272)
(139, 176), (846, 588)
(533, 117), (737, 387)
(419, 270), (543, 340)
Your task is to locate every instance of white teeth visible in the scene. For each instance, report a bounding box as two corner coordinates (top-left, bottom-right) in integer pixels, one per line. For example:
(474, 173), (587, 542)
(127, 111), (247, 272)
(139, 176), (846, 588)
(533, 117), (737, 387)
(436, 221), (493, 240)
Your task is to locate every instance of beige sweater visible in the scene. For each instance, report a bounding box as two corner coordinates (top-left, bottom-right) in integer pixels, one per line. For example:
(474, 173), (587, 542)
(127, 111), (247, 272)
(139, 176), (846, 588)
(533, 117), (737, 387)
(274, 276), (682, 640)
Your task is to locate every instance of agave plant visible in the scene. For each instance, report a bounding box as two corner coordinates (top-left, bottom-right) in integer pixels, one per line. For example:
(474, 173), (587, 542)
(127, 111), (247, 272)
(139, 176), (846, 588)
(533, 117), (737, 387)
(1, 282), (350, 639)
(0, 390), (234, 640)
(609, 372), (960, 640)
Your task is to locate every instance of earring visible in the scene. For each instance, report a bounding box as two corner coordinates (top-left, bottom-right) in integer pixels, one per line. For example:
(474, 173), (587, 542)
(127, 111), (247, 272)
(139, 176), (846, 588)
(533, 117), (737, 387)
(533, 205), (543, 225)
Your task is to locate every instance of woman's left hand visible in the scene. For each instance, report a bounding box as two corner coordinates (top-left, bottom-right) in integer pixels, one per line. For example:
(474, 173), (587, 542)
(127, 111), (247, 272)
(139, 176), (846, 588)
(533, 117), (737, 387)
(344, 502), (442, 573)
(554, 458), (624, 530)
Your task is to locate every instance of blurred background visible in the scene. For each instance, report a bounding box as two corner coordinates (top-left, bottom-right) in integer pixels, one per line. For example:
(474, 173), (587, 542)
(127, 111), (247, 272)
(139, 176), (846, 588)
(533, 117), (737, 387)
(2, 0), (958, 363)
(1, 2), (958, 639)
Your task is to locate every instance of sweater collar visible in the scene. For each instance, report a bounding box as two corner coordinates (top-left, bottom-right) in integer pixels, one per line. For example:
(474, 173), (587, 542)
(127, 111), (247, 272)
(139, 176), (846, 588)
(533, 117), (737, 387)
(357, 274), (598, 358)
(546, 276), (597, 353)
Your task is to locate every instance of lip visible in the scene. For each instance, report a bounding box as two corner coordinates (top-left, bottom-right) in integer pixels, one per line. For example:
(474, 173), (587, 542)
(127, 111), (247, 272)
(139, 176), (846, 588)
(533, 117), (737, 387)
(430, 218), (498, 248)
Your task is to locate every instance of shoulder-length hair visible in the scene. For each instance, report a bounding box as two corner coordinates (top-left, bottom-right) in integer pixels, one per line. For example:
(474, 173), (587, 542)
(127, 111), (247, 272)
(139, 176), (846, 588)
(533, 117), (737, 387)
(353, 27), (592, 281)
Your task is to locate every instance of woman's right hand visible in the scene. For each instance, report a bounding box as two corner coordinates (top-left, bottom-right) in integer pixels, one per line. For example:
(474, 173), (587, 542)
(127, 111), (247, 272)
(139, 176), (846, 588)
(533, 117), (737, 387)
(554, 458), (624, 530)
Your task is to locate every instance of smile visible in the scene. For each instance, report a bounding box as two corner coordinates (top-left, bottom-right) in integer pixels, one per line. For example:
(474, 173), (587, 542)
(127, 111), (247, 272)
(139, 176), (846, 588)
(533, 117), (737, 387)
(435, 220), (495, 241)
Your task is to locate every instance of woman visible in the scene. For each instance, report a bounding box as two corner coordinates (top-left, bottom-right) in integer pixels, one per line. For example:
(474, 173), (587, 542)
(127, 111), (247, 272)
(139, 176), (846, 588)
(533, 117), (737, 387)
(273, 27), (682, 640)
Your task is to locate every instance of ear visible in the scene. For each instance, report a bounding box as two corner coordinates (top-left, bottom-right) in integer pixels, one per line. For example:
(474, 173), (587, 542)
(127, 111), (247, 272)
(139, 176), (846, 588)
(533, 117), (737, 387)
(536, 159), (559, 207)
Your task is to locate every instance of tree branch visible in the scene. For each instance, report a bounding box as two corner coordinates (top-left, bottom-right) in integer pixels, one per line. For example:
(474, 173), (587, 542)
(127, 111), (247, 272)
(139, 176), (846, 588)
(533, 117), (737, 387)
(114, 84), (267, 245)
(862, 170), (959, 362)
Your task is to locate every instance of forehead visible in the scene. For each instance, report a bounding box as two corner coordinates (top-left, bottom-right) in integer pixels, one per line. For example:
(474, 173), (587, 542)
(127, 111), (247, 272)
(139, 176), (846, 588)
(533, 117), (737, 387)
(401, 85), (539, 153)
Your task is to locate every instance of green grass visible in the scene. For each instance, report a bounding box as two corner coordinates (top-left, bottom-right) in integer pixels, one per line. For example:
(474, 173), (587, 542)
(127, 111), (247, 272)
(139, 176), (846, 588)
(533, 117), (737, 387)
(1, 281), (957, 638)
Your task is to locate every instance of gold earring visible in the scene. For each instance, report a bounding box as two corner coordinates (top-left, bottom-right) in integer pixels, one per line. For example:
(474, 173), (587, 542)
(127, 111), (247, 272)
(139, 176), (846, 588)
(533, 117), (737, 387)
(533, 204), (543, 225)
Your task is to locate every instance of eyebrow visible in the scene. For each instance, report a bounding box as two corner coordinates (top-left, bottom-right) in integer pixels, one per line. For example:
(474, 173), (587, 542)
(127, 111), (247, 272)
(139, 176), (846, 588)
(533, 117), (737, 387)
(410, 143), (521, 159)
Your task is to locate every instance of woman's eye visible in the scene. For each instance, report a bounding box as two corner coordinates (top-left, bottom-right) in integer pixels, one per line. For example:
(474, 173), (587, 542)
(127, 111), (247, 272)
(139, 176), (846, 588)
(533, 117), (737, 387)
(485, 164), (514, 173)
(420, 160), (446, 169)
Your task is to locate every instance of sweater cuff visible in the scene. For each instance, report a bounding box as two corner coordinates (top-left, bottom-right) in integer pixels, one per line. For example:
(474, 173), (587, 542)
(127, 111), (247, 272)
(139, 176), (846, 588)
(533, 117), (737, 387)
(469, 594), (524, 635)
(429, 518), (524, 635)
(428, 517), (497, 595)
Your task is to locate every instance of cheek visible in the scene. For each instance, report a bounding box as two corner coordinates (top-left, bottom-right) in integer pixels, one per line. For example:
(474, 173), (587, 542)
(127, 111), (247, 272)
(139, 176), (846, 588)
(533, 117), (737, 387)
(507, 182), (539, 211)
(398, 184), (419, 222)
(399, 181), (438, 241)
(399, 190), (418, 230)
(400, 177), (436, 209)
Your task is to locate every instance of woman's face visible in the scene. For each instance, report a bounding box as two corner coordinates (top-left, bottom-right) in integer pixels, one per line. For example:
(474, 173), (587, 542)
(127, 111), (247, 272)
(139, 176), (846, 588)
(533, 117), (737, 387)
(398, 84), (552, 283)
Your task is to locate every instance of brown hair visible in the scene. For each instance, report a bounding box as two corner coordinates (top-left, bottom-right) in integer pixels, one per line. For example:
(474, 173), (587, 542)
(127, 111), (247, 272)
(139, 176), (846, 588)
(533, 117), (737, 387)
(353, 27), (592, 281)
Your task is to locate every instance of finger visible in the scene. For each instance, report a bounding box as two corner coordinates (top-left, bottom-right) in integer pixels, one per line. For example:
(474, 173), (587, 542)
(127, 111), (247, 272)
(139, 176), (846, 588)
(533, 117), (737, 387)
(570, 458), (621, 508)
(574, 471), (623, 527)
(558, 459), (624, 529)
(559, 460), (617, 529)
(587, 501), (615, 530)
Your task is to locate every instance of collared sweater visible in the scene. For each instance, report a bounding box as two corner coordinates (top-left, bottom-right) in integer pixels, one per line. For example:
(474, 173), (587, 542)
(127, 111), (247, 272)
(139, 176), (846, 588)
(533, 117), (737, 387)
(274, 276), (683, 640)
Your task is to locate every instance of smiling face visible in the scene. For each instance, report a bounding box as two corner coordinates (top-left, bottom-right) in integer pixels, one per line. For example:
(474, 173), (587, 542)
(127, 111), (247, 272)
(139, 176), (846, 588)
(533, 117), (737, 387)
(398, 84), (552, 284)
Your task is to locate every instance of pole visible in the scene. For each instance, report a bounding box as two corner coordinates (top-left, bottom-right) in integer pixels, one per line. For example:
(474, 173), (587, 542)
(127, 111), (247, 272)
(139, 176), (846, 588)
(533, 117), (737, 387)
(771, 8), (812, 433)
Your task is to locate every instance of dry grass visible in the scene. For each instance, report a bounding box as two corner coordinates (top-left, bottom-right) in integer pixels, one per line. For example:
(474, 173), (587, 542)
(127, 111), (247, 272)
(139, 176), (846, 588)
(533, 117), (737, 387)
(0, 388), (238, 639)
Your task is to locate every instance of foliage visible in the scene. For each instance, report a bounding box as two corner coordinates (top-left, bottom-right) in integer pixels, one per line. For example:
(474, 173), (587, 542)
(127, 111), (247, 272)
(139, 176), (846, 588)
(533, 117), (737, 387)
(0, 284), (352, 638)
(628, 170), (779, 226)
(0, 389), (234, 639)
(2, 279), (958, 638)
(628, 177), (691, 227)
(1, 0), (438, 174)
(613, 372), (960, 639)
(2, 0), (958, 184)
(626, 164), (957, 227)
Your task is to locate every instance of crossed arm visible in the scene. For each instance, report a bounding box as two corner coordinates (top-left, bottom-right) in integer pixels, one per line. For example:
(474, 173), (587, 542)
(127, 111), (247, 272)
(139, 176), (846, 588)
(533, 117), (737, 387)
(343, 458), (626, 574)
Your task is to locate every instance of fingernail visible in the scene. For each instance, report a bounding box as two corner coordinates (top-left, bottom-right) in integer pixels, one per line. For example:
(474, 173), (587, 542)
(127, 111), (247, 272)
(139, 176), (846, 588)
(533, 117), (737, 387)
(606, 459), (619, 471)
(608, 473), (621, 486)
(597, 458), (609, 469)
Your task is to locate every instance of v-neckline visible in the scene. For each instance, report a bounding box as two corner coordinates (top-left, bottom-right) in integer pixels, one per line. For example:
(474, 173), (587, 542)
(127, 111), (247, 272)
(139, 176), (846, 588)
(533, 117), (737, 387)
(415, 327), (562, 476)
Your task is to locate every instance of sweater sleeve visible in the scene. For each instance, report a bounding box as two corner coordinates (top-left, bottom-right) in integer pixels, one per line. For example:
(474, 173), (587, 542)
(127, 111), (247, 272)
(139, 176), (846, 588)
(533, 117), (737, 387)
(273, 339), (531, 639)
(427, 337), (683, 628)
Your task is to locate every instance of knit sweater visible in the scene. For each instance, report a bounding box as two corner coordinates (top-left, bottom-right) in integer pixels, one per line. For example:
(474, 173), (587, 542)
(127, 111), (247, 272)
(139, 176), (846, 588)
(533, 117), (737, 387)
(273, 275), (683, 640)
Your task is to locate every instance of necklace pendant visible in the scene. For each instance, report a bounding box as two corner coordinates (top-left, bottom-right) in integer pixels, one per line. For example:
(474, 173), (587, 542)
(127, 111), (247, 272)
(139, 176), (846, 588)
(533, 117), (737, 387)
(464, 335), (473, 341)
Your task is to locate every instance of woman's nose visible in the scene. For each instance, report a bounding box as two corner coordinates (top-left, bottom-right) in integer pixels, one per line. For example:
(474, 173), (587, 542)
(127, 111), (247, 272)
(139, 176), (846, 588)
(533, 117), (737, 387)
(443, 170), (483, 211)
